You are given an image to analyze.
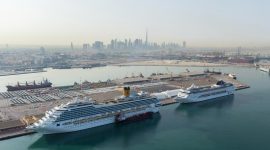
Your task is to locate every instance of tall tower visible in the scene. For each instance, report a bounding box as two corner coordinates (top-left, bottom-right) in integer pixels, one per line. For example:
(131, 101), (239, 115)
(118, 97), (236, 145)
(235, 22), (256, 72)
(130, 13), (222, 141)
(183, 41), (186, 48)
(237, 46), (241, 57)
(70, 42), (74, 50)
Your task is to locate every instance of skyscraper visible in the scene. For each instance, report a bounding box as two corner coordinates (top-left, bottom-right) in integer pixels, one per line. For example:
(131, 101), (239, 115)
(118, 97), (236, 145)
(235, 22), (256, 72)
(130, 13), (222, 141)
(70, 42), (74, 50)
(237, 46), (241, 56)
(110, 40), (115, 49)
(124, 39), (128, 49)
(83, 43), (90, 50)
(183, 41), (186, 48)
(145, 29), (148, 47)
(128, 39), (132, 49)
(92, 41), (104, 50)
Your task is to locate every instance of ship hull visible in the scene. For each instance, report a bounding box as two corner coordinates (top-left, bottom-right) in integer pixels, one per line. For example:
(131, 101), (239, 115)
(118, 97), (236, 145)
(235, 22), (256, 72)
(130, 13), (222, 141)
(115, 112), (155, 123)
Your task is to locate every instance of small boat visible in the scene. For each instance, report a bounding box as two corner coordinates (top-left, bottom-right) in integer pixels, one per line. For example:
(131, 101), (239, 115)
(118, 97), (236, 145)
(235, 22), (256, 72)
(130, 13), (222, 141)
(228, 73), (237, 79)
(259, 67), (270, 73)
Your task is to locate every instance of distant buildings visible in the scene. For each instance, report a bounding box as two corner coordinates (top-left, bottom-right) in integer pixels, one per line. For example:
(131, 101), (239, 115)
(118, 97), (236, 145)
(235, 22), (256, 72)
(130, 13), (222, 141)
(133, 39), (144, 49)
(183, 41), (186, 48)
(92, 41), (104, 50)
(40, 46), (45, 54)
(80, 31), (183, 50)
(82, 43), (90, 50)
(70, 42), (74, 50)
(97, 38), (182, 50)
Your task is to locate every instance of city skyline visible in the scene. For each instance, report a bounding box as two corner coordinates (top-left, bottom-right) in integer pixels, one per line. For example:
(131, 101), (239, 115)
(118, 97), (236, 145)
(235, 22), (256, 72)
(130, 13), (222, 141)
(83, 34), (183, 50)
(1, 0), (270, 47)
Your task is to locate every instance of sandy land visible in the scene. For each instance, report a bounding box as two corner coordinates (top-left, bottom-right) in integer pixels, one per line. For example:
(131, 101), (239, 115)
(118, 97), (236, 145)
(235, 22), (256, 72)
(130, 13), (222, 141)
(115, 60), (255, 67)
(115, 60), (229, 67)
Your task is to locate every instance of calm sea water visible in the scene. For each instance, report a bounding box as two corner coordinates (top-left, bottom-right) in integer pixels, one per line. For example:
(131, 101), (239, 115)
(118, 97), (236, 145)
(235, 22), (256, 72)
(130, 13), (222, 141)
(0, 66), (270, 150)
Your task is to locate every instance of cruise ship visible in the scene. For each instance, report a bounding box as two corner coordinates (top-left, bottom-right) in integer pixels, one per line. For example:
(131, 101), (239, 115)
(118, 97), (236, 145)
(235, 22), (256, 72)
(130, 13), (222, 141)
(176, 80), (235, 103)
(27, 88), (161, 134)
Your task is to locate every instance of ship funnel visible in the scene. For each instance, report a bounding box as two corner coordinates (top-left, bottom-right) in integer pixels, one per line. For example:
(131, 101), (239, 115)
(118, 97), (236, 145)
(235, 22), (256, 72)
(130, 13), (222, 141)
(123, 86), (130, 97)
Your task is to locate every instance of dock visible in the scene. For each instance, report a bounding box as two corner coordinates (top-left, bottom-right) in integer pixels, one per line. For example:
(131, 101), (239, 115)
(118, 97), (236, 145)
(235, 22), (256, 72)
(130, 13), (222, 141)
(211, 74), (250, 90)
(0, 129), (35, 141)
(0, 71), (249, 140)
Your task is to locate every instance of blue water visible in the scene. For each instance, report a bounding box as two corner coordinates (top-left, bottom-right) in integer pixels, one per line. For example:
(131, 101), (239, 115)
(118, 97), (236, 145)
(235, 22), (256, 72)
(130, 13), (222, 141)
(0, 66), (269, 150)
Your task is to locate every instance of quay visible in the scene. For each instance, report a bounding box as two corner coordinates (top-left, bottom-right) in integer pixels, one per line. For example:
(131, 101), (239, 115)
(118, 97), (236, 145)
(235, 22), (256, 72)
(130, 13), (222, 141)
(0, 130), (35, 141)
(0, 71), (249, 140)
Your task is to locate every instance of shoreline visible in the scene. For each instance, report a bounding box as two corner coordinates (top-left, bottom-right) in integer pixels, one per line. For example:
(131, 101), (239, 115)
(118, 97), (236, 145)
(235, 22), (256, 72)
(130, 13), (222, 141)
(113, 60), (254, 68)
(0, 70), (46, 77)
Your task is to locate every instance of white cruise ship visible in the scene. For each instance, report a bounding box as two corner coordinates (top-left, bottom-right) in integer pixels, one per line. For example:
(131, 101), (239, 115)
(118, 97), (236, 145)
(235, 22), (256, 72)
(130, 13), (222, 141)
(176, 80), (235, 103)
(27, 88), (160, 134)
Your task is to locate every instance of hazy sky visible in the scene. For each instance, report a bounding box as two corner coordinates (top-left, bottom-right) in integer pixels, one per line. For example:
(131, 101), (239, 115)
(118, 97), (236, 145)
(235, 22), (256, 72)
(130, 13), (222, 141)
(1, 0), (269, 47)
